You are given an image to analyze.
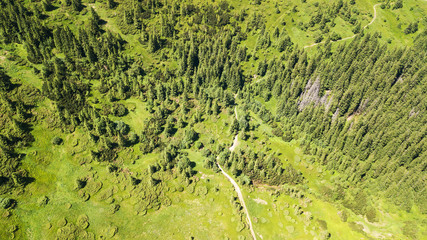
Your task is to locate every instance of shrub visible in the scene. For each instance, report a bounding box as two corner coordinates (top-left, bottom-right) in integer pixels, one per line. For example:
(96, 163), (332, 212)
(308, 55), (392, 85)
(52, 136), (63, 145)
(393, 0), (403, 10)
(402, 221), (418, 239)
(77, 214), (90, 229)
(201, 148), (212, 157)
(272, 127), (284, 137)
(330, 32), (342, 41)
(112, 103), (128, 117)
(0, 197), (14, 209)
(181, 128), (198, 148)
(365, 206), (377, 222)
(195, 141), (204, 149)
(37, 196), (49, 206)
(75, 177), (87, 189)
(282, 131), (293, 142)
(314, 34), (324, 43)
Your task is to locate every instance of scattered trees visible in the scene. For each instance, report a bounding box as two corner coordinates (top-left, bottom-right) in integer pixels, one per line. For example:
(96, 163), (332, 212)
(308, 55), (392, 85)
(0, 0), (424, 224)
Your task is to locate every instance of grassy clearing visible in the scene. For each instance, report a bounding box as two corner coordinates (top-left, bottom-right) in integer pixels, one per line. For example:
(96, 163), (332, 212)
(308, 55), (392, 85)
(13, 121), (252, 239)
(8, 95), (252, 239)
(365, 0), (426, 47)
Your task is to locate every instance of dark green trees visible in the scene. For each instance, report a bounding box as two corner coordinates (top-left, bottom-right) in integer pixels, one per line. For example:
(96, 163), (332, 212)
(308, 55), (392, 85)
(107, 0), (116, 9)
(71, 0), (83, 11)
(148, 30), (161, 53)
(88, 7), (101, 34)
(393, 0), (403, 9)
(221, 149), (303, 185)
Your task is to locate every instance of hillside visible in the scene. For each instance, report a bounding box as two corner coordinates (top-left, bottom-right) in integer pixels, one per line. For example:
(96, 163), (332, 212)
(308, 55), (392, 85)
(0, 0), (426, 239)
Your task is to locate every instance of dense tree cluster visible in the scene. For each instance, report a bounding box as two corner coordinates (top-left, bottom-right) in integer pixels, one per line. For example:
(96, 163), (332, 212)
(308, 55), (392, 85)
(0, 70), (39, 193)
(0, 1), (53, 63)
(248, 32), (427, 213)
(218, 148), (304, 186)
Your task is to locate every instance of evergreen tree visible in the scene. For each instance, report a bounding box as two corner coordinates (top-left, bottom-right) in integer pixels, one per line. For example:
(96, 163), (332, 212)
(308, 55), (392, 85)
(72, 0), (83, 11)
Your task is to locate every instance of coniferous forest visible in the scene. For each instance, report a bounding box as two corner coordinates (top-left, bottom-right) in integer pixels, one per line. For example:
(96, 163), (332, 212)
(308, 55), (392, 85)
(0, 0), (426, 239)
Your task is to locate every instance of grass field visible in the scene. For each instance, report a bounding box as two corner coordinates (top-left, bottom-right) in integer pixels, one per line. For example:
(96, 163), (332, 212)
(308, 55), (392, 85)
(1, 0), (426, 239)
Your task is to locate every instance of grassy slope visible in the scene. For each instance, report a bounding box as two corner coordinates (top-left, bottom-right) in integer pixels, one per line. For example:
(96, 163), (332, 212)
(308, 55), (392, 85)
(10, 105), (252, 239)
(242, 0), (426, 55)
(1, 0), (426, 239)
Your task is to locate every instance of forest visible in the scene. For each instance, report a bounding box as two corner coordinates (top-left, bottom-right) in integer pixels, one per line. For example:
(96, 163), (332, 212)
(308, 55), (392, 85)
(0, 0), (426, 239)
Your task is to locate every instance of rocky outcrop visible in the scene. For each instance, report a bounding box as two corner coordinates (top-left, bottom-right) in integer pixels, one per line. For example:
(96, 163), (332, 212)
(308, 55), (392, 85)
(298, 77), (332, 111)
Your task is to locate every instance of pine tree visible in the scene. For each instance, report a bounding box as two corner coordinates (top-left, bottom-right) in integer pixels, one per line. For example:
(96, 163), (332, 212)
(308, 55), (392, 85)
(212, 101), (220, 115)
(72, 0), (83, 11)
(107, 0), (116, 9)
(230, 118), (239, 135)
(149, 30), (160, 53)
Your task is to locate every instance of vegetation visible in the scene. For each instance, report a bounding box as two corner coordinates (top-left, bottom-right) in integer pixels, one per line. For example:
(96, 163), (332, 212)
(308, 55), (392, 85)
(0, 0), (425, 239)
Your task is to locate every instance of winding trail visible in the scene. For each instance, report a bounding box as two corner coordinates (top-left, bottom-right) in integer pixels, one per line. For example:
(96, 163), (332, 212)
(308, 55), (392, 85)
(303, 3), (381, 49)
(216, 107), (257, 240)
(229, 107), (240, 152)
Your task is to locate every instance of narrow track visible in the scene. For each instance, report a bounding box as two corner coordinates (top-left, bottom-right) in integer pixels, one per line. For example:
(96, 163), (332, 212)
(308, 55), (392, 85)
(216, 107), (257, 240)
(304, 3), (381, 49)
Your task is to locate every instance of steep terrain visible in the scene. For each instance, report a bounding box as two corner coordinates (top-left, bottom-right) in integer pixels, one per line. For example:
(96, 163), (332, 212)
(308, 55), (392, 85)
(0, 0), (426, 239)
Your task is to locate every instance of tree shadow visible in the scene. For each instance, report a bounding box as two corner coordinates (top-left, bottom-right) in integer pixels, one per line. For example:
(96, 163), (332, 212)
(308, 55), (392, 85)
(22, 176), (35, 186)
(0, 177), (8, 186)
(48, 6), (59, 12)
(169, 127), (177, 136)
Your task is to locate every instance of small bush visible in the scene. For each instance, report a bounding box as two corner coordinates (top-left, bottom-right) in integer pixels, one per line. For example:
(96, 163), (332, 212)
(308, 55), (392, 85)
(112, 103), (128, 117)
(402, 221), (418, 239)
(0, 197), (14, 209)
(330, 32), (342, 41)
(75, 177), (87, 189)
(52, 136), (63, 145)
(77, 214), (90, 229)
(37, 196), (49, 206)
(314, 34), (324, 43)
(365, 206), (377, 222)
(195, 141), (204, 149)
(272, 127), (284, 137)
(393, 0), (403, 10)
